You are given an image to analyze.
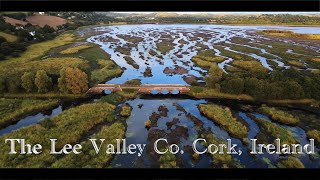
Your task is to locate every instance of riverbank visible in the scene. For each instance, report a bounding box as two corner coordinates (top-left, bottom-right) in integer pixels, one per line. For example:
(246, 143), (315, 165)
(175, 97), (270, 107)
(259, 30), (320, 40)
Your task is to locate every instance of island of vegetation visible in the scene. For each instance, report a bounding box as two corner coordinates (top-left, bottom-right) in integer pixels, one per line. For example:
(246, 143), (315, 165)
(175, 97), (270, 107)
(0, 12), (319, 169)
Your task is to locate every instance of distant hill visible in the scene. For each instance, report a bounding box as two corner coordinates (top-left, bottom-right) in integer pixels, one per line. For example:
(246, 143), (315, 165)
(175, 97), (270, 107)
(26, 15), (67, 29)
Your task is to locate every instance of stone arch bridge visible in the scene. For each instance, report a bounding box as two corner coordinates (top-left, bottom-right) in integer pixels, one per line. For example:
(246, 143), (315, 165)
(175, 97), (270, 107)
(87, 84), (190, 95)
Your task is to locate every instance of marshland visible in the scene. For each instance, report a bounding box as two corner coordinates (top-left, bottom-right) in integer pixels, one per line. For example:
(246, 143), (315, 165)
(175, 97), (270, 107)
(0, 12), (320, 168)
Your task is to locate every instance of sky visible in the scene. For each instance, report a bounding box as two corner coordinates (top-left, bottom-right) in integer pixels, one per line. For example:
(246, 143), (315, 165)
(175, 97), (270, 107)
(114, 12), (320, 15)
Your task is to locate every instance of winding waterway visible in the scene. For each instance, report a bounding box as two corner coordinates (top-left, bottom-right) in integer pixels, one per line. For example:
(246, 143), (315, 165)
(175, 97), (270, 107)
(2, 24), (320, 168)
(89, 24), (320, 168)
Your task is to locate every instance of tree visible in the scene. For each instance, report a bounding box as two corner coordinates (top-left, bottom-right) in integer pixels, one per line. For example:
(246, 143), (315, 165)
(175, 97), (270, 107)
(58, 67), (88, 94)
(17, 29), (33, 42)
(205, 63), (223, 89)
(0, 54), (5, 61)
(42, 25), (55, 33)
(21, 72), (35, 92)
(244, 77), (259, 96)
(58, 68), (68, 93)
(0, 36), (6, 44)
(282, 81), (304, 99)
(0, 76), (6, 93)
(6, 76), (21, 93)
(222, 78), (244, 94)
(35, 70), (52, 93)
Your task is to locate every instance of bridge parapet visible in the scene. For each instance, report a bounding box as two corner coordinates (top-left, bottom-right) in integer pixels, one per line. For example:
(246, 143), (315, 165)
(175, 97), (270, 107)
(87, 84), (190, 95)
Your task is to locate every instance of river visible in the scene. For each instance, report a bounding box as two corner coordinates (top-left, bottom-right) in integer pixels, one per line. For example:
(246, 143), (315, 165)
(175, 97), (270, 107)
(2, 24), (320, 168)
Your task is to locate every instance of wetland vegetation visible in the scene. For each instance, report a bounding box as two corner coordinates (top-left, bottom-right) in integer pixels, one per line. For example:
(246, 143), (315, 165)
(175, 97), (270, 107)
(0, 12), (319, 168)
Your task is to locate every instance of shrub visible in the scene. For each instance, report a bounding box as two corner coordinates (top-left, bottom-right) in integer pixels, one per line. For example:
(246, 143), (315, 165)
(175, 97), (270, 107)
(202, 133), (242, 168)
(120, 104), (132, 117)
(21, 72), (35, 92)
(35, 70), (52, 93)
(58, 67), (88, 94)
(0, 102), (116, 168)
(60, 44), (93, 54)
(123, 79), (141, 86)
(306, 130), (320, 143)
(258, 105), (299, 125)
(159, 151), (178, 168)
(277, 157), (305, 168)
(0, 76), (5, 93)
(198, 104), (248, 139)
(221, 78), (245, 95)
(0, 98), (60, 129)
(252, 116), (296, 145)
(51, 122), (125, 168)
(6, 76), (21, 93)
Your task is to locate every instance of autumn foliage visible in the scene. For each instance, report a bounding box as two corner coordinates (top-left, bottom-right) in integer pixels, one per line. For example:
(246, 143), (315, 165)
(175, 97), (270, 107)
(58, 67), (88, 94)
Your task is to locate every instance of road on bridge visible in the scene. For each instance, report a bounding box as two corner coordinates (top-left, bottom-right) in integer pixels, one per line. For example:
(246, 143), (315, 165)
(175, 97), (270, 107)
(87, 84), (191, 95)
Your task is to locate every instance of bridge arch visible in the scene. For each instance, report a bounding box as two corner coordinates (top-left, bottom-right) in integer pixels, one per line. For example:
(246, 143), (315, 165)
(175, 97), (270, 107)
(103, 89), (112, 95)
(161, 89), (169, 95)
(170, 90), (180, 95)
(150, 90), (158, 95)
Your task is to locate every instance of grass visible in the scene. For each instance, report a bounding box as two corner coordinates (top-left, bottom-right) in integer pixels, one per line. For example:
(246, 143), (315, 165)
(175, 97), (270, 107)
(214, 45), (257, 61)
(191, 50), (225, 68)
(202, 133), (242, 168)
(232, 60), (269, 74)
(117, 89), (139, 99)
(250, 40), (318, 64)
(229, 36), (319, 69)
(97, 93), (123, 105)
(0, 33), (75, 65)
(310, 58), (320, 63)
(120, 104), (132, 117)
(189, 87), (316, 108)
(258, 105), (299, 125)
(59, 44), (111, 69)
(198, 104), (248, 139)
(51, 122), (125, 168)
(50, 44), (123, 85)
(0, 98), (60, 129)
(188, 86), (254, 101)
(60, 44), (93, 54)
(115, 46), (131, 56)
(91, 60), (123, 84)
(277, 157), (305, 168)
(306, 129), (320, 144)
(287, 60), (305, 68)
(265, 99), (316, 105)
(191, 57), (213, 68)
(118, 35), (144, 44)
(1, 93), (87, 99)
(157, 42), (174, 55)
(0, 31), (18, 42)
(159, 150), (178, 168)
(197, 49), (215, 57)
(97, 89), (139, 105)
(251, 116), (297, 145)
(192, 56), (225, 68)
(0, 57), (90, 78)
(124, 56), (139, 69)
(0, 102), (116, 168)
(123, 79), (141, 86)
(261, 30), (320, 40)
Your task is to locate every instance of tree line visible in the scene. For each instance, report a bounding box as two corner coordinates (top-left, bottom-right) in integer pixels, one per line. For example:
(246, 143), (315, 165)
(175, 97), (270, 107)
(118, 14), (320, 25)
(205, 64), (320, 100)
(0, 16), (56, 61)
(0, 67), (88, 95)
